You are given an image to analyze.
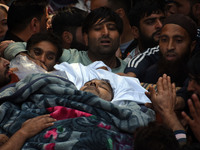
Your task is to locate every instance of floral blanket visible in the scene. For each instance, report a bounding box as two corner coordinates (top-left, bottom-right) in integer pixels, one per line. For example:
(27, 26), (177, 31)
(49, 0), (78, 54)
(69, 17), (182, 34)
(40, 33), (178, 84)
(0, 73), (155, 150)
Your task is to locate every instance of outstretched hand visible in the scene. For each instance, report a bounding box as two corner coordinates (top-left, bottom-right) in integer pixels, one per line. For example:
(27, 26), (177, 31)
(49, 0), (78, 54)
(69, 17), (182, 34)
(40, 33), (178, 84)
(20, 114), (56, 139)
(182, 94), (200, 142)
(20, 53), (48, 71)
(146, 74), (176, 114)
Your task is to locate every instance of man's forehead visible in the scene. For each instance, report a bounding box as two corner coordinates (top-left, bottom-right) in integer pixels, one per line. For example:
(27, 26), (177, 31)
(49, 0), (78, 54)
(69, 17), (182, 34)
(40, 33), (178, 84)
(161, 24), (189, 36)
(85, 79), (109, 85)
(93, 18), (115, 26)
(143, 10), (164, 18)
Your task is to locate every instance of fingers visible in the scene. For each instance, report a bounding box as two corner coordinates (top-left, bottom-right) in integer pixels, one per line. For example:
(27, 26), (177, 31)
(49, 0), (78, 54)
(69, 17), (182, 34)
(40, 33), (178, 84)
(156, 77), (163, 94)
(162, 74), (168, 91)
(191, 94), (200, 115)
(182, 111), (192, 125)
(145, 103), (153, 109)
(188, 98), (198, 120)
(23, 114), (56, 127)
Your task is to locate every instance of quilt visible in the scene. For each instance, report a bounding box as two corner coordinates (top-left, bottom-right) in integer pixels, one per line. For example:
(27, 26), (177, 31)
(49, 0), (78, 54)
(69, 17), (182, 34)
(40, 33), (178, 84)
(0, 73), (155, 150)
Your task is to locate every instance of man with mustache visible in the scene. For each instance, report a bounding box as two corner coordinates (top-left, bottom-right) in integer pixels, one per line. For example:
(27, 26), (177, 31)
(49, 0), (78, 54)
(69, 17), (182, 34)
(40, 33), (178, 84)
(4, 7), (127, 73)
(136, 14), (197, 87)
(124, 0), (200, 78)
(124, 0), (165, 62)
(80, 79), (114, 102)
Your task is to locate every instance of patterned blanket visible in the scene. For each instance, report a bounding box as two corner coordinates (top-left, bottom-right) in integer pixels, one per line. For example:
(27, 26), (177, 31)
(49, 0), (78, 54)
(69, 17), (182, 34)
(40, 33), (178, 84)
(0, 73), (155, 150)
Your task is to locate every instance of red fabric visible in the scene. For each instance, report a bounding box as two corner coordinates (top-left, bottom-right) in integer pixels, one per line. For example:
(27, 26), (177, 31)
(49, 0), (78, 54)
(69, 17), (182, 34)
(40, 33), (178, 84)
(9, 73), (19, 84)
(47, 106), (92, 120)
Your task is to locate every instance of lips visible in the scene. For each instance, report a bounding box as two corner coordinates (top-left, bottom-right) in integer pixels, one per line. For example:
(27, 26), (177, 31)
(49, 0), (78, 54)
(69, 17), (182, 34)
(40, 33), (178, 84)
(165, 53), (177, 61)
(100, 39), (111, 46)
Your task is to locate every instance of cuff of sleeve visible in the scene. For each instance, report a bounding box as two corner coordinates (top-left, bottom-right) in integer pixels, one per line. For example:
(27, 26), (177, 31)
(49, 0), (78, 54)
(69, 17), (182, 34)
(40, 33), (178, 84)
(174, 130), (187, 145)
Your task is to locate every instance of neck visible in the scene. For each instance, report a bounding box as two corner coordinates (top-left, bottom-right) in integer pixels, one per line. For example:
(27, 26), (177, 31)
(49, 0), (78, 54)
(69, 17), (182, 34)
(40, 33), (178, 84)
(88, 52), (118, 69)
(138, 41), (146, 52)
(12, 30), (32, 42)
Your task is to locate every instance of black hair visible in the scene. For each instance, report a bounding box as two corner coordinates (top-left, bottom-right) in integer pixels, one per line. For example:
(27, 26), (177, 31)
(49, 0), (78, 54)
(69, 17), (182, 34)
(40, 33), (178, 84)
(134, 122), (180, 150)
(128, 0), (165, 27)
(26, 31), (63, 62)
(7, 0), (49, 32)
(82, 7), (123, 35)
(187, 51), (200, 85)
(52, 6), (88, 37)
(106, 0), (132, 16)
(181, 143), (200, 150)
(101, 78), (114, 100)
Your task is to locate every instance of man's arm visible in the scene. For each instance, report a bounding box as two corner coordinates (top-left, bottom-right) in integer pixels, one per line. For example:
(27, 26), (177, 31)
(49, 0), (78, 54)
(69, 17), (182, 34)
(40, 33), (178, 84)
(124, 46), (160, 77)
(182, 94), (200, 142)
(4, 42), (27, 61)
(148, 74), (185, 131)
(0, 114), (56, 150)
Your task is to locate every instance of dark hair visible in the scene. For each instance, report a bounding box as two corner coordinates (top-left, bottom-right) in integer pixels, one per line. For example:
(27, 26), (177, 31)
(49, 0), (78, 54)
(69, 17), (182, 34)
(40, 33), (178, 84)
(82, 7), (123, 35)
(181, 143), (200, 150)
(187, 51), (200, 85)
(101, 79), (114, 100)
(7, 0), (49, 32)
(128, 0), (165, 27)
(134, 122), (179, 150)
(106, 0), (132, 16)
(26, 31), (63, 62)
(52, 6), (88, 37)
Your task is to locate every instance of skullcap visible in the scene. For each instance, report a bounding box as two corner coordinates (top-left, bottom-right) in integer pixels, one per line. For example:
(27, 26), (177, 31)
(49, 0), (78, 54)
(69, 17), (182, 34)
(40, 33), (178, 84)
(163, 14), (197, 41)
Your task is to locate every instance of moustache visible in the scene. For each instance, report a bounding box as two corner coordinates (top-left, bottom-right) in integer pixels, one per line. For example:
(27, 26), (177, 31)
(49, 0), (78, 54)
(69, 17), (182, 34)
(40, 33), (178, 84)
(152, 29), (161, 37)
(99, 35), (111, 40)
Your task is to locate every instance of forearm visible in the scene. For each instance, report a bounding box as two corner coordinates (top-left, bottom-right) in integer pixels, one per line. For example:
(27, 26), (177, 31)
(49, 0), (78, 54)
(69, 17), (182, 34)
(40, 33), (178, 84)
(161, 112), (185, 131)
(0, 130), (29, 150)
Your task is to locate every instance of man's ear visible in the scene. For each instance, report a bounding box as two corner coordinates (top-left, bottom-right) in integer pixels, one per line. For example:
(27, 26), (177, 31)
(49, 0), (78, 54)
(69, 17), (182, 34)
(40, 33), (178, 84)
(192, 3), (200, 25)
(190, 40), (196, 53)
(30, 17), (40, 33)
(115, 8), (125, 18)
(62, 31), (73, 45)
(131, 26), (139, 39)
(83, 33), (88, 46)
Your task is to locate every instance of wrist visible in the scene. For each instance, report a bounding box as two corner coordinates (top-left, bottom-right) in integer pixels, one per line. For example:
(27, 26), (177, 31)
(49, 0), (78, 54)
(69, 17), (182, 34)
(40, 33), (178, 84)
(160, 112), (185, 131)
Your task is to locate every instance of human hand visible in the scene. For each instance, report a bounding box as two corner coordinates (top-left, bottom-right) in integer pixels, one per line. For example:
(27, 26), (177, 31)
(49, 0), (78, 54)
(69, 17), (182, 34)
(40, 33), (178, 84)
(20, 53), (48, 71)
(182, 94), (200, 142)
(0, 134), (9, 146)
(148, 74), (176, 114)
(19, 114), (56, 139)
(0, 40), (14, 56)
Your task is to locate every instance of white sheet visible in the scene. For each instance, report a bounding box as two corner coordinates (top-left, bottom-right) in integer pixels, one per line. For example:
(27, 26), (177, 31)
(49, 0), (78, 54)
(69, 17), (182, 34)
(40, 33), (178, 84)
(54, 61), (151, 105)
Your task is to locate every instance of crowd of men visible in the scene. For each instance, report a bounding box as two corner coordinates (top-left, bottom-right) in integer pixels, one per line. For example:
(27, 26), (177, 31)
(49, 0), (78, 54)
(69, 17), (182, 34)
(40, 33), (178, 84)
(0, 0), (200, 149)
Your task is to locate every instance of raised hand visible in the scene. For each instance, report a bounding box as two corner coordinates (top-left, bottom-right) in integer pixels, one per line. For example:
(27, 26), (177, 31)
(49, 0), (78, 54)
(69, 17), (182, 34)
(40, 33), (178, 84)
(182, 94), (200, 142)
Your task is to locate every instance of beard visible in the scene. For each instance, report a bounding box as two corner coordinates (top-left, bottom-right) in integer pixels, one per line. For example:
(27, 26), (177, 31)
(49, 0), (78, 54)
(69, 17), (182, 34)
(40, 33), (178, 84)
(70, 40), (88, 51)
(158, 51), (190, 86)
(88, 35), (120, 58)
(139, 29), (160, 50)
(70, 36), (88, 51)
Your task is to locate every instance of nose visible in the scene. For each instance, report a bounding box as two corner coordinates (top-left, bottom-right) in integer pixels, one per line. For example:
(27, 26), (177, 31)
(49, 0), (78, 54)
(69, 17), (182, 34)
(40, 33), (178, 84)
(167, 39), (175, 50)
(2, 58), (10, 67)
(90, 81), (96, 87)
(39, 54), (46, 63)
(102, 25), (109, 36)
(155, 19), (162, 29)
(187, 79), (196, 92)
